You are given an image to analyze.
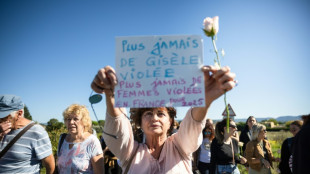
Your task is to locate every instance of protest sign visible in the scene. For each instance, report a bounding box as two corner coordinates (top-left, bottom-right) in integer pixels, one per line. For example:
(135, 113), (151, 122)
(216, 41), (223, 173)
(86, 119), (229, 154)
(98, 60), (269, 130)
(115, 35), (205, 108)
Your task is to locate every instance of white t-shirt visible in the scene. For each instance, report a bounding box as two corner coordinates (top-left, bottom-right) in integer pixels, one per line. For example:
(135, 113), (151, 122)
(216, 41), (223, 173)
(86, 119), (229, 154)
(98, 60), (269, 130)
(57, 134), (103, 174)
(199, 138), (211, 163)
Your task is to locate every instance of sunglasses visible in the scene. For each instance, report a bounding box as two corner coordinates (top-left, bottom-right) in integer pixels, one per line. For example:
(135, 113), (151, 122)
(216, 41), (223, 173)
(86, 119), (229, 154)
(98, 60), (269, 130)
(204, 131), (212, 135)
(262, 129), (267, 133)
(229, 124), (237, 129)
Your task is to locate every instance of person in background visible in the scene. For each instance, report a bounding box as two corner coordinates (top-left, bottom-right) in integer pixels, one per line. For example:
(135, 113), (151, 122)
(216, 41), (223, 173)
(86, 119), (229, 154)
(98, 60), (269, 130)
(239, 116), (257, 155)
(171, 120), (179, 134)
(91, 65), (237, 173)
(292, 114), (310, 174)
(279, 120), (303, 174)
(210, 118), (247, 174)
(100, 127), (122, 174)
(57, 104), (104, 174)
(0, 95), (55, 174)
(206, 118), (213, 125)
(193, 123), (215, 174)
(245, 123), (279, 174)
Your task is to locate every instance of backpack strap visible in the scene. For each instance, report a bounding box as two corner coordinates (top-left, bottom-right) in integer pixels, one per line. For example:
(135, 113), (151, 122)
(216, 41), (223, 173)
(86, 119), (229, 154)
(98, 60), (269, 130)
(0, 122), (36, 159)
(57, 133), (67, 156)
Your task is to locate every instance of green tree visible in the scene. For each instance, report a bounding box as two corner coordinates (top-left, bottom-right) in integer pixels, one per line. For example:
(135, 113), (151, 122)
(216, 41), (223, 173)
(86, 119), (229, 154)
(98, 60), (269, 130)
(24, 105), (32, 120)
(98, 120), (105, 127)
(236, 122), (246, 131)
(285, 121), (293, 128)
(46, 118), (64, 132)
(92, 121), (99, 126)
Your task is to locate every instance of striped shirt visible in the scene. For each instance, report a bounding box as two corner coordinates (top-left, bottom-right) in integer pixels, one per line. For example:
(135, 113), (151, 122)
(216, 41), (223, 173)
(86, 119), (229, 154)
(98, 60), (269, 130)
(0, 121), (53, 174)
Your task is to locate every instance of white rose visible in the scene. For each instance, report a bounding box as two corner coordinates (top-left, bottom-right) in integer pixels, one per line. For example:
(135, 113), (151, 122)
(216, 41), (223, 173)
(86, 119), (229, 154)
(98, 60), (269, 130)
(203, 16), (219, 37)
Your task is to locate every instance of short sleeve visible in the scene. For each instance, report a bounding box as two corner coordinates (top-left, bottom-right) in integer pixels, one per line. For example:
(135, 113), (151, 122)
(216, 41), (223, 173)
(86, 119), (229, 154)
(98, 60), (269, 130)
(33, 125), (53, 160)
(87, 135), (103, 158)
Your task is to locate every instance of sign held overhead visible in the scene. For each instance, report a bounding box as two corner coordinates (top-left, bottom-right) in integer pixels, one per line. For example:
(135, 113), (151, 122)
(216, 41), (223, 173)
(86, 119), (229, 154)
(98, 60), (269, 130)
(114, 35), (205, 108)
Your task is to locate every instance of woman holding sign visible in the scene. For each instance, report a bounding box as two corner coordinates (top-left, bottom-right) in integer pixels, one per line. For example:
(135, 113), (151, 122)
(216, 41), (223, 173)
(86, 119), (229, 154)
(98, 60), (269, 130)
(91, 65), (236, 173)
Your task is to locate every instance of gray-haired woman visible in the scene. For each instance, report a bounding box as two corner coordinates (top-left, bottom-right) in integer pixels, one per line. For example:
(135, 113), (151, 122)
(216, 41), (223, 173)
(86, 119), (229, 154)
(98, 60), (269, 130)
(245, 123), (279, 174)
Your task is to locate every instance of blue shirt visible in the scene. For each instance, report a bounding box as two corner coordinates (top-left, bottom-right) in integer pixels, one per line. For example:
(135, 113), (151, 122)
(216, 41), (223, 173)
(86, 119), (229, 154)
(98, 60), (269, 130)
(0, 121), (53, 174)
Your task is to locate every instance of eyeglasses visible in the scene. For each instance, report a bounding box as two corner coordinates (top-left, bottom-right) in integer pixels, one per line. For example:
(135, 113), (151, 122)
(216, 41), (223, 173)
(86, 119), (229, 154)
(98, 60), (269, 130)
(229, 124), (237, 129)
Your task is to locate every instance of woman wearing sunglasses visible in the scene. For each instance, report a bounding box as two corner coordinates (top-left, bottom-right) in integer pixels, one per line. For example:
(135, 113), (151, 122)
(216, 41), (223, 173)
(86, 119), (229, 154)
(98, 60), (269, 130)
(245, 123), (279, 174)
(193, 123), (215, 174)
(210, 119), (247, 174)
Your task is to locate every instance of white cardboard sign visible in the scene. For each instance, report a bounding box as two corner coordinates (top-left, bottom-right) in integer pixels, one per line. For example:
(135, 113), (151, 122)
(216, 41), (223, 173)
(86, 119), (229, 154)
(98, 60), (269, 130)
(115, 35), (205, 108)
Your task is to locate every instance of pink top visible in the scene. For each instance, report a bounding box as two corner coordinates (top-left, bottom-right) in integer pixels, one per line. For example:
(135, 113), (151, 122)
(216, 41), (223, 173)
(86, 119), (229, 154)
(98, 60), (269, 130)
(103, 108), (206, 174)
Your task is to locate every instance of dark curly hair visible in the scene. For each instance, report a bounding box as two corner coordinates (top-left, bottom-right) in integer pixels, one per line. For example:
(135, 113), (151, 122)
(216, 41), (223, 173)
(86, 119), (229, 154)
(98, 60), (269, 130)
(130, 107), (177, 136)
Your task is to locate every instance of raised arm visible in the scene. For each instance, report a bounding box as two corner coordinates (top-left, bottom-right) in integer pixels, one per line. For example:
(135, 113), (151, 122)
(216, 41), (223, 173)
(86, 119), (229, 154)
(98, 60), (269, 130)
(192, 66), (236, 121)
(91, 65), (134, 165)
(91, 66), (125, 116)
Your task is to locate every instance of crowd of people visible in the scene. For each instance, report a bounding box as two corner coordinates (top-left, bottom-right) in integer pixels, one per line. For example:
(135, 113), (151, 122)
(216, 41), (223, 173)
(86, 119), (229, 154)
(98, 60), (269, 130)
(0, 65), (309, 174)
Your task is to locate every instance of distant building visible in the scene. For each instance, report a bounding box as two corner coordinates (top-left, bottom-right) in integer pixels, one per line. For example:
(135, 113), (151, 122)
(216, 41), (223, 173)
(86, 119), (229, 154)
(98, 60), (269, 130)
(262, 121), (275, 128)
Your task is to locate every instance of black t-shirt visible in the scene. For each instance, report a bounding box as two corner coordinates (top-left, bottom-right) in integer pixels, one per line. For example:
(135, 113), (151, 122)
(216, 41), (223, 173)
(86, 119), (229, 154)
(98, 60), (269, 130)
(210, 138), (240, 174)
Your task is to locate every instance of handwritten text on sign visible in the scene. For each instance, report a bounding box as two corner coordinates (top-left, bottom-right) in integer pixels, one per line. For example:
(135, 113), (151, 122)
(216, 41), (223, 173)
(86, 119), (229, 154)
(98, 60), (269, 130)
(115, 35), (205, 108)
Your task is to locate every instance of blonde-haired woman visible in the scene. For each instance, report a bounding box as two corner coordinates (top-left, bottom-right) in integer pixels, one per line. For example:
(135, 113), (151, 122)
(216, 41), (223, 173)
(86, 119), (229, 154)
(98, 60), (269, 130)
(245, 123), (278, 174)
(57, 104), (105, 173)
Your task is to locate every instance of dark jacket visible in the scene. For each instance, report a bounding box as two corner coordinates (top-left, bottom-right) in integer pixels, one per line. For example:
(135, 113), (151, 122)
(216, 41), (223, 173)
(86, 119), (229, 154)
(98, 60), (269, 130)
(279, 137), (293, 174)
(239, 126), (251, 155)
(292, 121), (310, 174)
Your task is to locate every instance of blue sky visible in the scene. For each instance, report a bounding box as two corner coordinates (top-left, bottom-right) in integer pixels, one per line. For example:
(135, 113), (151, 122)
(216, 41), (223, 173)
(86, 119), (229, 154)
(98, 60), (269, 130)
(1, 0), (309, 123)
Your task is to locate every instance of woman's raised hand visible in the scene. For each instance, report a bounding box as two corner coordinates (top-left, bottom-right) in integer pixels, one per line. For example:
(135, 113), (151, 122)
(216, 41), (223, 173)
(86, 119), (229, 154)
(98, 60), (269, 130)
(91, 66), (118, 96)
(202, 65), (236, 106)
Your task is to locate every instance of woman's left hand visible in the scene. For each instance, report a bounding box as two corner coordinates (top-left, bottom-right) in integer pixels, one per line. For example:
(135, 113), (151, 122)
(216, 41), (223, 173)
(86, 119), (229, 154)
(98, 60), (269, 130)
(191, 66), (236, 122)
(202, 66), (236, 106)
